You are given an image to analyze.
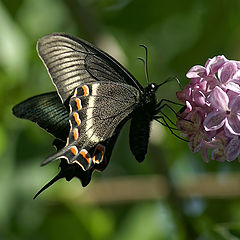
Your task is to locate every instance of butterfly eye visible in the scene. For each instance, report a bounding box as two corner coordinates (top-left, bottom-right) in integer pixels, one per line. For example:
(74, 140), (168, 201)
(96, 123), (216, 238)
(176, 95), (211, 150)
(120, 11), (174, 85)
(148, 83), (157, 92)
(151, 83), (156, 89)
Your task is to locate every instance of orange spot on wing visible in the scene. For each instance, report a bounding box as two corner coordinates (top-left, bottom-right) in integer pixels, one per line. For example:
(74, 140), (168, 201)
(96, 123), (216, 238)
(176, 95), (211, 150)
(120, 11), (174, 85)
(71, 146), (78, 156)
(75, 98), (82, 110)
(82, 85), (89, 96)
(73, 128), (79, 141)
(73, 112), (81, 126)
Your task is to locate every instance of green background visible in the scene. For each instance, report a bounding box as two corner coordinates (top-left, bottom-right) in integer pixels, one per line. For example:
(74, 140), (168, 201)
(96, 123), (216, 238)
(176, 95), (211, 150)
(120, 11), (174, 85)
(1, 0), (240, 239)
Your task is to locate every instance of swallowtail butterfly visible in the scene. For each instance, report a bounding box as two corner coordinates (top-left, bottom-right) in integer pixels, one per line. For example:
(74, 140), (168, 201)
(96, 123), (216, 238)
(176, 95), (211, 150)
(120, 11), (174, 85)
(13, 33), (172, 198)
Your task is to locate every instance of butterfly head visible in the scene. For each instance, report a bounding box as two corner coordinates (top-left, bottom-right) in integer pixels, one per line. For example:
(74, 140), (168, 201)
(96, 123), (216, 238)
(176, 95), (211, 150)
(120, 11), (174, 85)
(144, 83), (159, 93)
(140, 83), (158, 108)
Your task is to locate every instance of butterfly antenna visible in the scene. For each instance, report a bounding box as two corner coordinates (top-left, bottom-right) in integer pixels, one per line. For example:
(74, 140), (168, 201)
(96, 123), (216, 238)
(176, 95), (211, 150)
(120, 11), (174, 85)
(138, 44), (150, 84)
(33, 171), (64, 199)
(155, 75), (180, 89)
(173, 76), (183, 90)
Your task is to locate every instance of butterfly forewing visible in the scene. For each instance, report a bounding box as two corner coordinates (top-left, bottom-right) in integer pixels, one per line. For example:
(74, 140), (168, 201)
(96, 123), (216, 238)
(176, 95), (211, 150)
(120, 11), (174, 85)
(42, 81), (140, 170)
(37, 33), (143, 103)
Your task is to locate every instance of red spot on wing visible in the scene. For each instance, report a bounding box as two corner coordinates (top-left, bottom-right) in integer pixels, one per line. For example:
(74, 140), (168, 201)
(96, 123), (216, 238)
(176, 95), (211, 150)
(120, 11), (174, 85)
(80, 149), (92, 163)
(93, 144), (105, 164)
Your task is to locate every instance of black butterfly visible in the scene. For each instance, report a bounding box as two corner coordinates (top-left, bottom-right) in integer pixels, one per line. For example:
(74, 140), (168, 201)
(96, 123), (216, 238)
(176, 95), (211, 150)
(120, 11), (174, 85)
(13, 33), (172, 198)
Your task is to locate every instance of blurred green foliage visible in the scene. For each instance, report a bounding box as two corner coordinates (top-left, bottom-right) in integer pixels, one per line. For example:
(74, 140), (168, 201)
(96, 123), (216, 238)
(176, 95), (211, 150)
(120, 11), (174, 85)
(1, 0), (240, 239)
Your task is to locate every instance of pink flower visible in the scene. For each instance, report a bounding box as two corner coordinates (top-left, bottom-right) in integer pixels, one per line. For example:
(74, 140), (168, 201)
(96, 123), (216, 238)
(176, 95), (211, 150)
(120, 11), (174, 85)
(203, 86), (240, 135)
(219, 61), (240, 93)
(177, 112), (204, 152)
(177, 55), (240, 162)
(225, 136), (240, 161)
(205, 55), (227, 76)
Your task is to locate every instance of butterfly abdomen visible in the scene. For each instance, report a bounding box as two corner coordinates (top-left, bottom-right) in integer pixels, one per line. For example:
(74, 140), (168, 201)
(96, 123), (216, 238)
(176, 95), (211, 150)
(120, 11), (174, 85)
(129, 109), (153, 163)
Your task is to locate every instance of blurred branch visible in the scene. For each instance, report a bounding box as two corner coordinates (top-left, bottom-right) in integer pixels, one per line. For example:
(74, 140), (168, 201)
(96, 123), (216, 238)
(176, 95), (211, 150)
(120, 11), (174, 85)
(47, 173), (240, 204)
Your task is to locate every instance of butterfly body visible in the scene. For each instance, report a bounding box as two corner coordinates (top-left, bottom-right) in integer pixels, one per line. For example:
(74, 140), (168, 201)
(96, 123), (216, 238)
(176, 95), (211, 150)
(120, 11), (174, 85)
(129, 83), (158, 162)
(12, 33), (166, 197)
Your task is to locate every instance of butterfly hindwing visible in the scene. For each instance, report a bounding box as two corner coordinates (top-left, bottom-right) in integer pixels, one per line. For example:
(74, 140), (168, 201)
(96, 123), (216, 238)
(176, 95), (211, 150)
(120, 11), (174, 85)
(33, 118), (127, 199)
(42, 81), (140, 170)
(37, 33), (143, 103)
(12, 92), (69, 140)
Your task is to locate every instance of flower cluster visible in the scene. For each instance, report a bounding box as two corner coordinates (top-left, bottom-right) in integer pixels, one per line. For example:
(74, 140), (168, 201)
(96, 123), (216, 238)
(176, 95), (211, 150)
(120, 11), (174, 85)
(176, 55), (240, 162)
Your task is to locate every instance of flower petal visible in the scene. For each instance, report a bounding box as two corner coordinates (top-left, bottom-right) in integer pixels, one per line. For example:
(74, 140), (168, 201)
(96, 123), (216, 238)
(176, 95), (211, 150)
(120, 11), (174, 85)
(186, 101), (192, 112)
(223, 81), (240, 94)
(229, 95), (240, 113)
(189, 133), (202, 153)
(212, 148), (226, 162)
(208, 86), (229, 111)
(205, 55), (227, 75)
(176, 117), (197, 134)
(225, 137), (240, 161)
(232, 68), (240, 80)
(201, 146), (209, 162)
(219, 61), (238, 84)
(176, 86), (191, 103)
(226, 115), (240, 135)
(192, 90), (206, 106)
(203, 111), (226, 131)
(206, 76), (219, 92)
(186, 65), (206, 78)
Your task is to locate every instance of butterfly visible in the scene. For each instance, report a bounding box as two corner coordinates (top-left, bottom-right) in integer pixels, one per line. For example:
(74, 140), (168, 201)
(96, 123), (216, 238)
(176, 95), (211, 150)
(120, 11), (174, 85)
(13, 33), (173, 198)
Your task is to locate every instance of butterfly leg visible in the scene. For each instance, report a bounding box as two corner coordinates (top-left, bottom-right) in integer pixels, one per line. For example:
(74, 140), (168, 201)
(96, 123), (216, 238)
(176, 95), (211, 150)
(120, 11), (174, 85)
(155, 110), (178, 127)
(155, 99), (183, 113)
(154, 116), (188, 141)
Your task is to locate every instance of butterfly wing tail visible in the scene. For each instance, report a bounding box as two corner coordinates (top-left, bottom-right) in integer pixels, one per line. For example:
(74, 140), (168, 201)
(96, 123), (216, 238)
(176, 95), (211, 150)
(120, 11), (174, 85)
(33, 171), (64, 199)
